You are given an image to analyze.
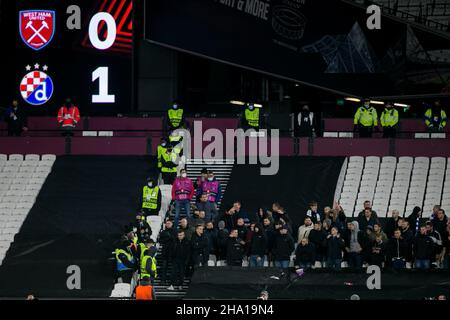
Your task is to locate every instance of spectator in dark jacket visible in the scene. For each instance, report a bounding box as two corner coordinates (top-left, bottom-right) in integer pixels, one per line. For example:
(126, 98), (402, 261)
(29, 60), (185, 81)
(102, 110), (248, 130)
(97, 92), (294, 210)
(401, 220), (414, 263)
(4, 100), (28, 136)
(308, 221), (327, 266)
(195, 193), (218, 223)
(270, 203), (290, 225)
(179, 218), (194, 241)
(413, 226), (434, 269)
(360, 226), (375, 264)
(357, 201), (378, 219)
(170, 230), (191, 290)
(357, 208), (379, 231)
(432, 209), (448, 240)
(216, 221), (229, 260)
(295, 238), (315, 269)
(226, 229), (245, 266)
(407, 206), (422, 236)
(426, 221), (443, 268)
(370, 235), (386, 267)
(158, 220), (177, 285)
(257, 207), (273, 224)
(190, 225), (209, 271)
(384, 210), (400, 239)
(272, 226), (295, 268)
(306, 201), (321, 223)
(204, 221), (218, 254)
(324, 227), (345, 270)
(236, 218), (248, 241)
(386, 229), (408, 269)
(248, 224), (267, 267)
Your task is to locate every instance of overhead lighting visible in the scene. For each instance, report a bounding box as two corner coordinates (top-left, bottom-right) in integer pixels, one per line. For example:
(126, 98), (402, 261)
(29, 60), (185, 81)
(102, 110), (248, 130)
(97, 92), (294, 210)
(394, 103), (409, 107)
(295, 84), (300, 87)
(370, 100), (385, 105)
(344, 97), (361, 102)
(254, 103), (263, 108)
(230, 100), (245, 106)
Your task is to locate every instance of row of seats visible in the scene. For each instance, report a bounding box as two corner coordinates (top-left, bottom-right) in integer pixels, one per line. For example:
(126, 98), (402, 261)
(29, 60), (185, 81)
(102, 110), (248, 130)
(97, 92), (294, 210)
(339, 156), (449, 217)
(0, 154), (56, 264)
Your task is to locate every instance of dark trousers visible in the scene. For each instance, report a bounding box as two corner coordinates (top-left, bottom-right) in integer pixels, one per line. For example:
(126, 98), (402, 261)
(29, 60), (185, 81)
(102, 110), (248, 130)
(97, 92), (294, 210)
(162, 172), (177, 185)
(383, 126), (396, 138)
(160, 258), (171, 284)
(117, 269), (134, 283)
(348, 252), (363, 269)
(7, 125), (22, 136)
(171, 260), (186, 286)
(358, 126), (373, 138)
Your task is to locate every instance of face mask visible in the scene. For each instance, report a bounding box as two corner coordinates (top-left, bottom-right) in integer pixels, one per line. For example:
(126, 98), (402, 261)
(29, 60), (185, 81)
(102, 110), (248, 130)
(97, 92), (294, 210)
(181, 173), (187, 178)
(161, 142), (167, 147)
(248, 105), (254, 110)
(208, 177), (213, 181)
(148, 182), (153, 187)
(364, 103), (370, 108)
(172, 104), (178, 109)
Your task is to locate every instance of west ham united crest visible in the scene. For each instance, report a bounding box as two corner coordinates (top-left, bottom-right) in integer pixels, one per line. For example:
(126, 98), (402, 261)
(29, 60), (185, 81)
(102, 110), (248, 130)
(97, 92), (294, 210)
(19, 10), (55, 51)
(20, 64), (54, 105)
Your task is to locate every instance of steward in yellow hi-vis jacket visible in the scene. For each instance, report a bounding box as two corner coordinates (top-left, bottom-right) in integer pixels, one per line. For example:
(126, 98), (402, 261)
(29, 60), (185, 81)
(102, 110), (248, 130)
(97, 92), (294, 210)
(424, 101), (447, 133)
(354, 98), (378, 138)
(380, 102), (399, 138)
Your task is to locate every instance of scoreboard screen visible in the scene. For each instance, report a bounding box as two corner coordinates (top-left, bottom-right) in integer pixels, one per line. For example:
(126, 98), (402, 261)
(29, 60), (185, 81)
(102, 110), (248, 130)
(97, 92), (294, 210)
(1, 0), (133, 116)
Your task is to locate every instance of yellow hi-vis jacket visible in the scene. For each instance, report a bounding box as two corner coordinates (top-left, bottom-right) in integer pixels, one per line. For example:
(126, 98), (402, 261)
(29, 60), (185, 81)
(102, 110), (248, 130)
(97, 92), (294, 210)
(380, 108), (399, 127)
(354, 106), (378, 127)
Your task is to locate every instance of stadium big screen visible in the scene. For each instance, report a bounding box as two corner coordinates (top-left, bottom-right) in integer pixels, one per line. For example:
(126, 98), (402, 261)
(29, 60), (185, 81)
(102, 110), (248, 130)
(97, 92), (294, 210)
(1, 0), (133, 116)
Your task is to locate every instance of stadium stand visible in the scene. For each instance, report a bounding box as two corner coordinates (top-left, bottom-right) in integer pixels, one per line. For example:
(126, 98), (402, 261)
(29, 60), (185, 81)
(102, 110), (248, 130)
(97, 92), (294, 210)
(0, 154), (54, 265)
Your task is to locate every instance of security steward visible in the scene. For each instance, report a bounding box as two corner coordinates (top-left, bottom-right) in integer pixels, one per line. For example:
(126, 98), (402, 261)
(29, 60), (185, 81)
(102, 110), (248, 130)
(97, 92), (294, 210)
(157, 137), (169, 171)
(354, 98), (378, 138)
(380, 102), (399, 138)
(243, 102), (260, 130)
(142, 178), (161, 216)
(161, 146), (178, 185)
(169, 131), (184, 157)
(424, 101), (447, 132)
(166, 100), (185, 133)
(115, 238), (136, 283)
(140, 243), (158, 283)
(134, 276), (155, 300)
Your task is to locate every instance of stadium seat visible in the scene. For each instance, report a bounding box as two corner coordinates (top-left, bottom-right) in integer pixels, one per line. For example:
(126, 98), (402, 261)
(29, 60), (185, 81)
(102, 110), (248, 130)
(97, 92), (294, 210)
(8, 154), (24, 161)
(24, 154), (40, 161)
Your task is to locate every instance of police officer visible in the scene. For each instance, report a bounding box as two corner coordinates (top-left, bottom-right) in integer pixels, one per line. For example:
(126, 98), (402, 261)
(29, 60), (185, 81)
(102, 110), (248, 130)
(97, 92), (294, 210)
(166, 100), (185, 133)
(354, 98), (378, 138)
(161, 146), (178, 185)
(295, 104), (316, 137)
(380, 102), (399, 138)
(142, 178), (161, 216)
(115, 238), (136, 283)
(243, 102), (260, 130)
(424, 101), (447, 132)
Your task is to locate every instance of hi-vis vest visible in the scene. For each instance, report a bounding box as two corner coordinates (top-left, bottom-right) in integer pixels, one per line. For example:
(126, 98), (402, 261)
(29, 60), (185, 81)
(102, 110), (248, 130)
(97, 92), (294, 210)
(142, 186), (159, 209)
(380, 108), (399, 127)
(138, 242), (147, 262)
(169, 135), (183, 155)
(245, 108), (260, 127)
(161, 151), (177, 173)
(168, 108), (183, 128)
(425, 108), (447, 128)
(115, 248), (134, 271)
(354, 106), (378, 127)
(157, 145), (167, 169)
(140, 255), (157, 279)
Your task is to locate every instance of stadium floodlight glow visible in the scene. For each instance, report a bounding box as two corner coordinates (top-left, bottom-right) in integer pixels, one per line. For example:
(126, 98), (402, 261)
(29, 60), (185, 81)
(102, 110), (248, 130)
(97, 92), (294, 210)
(230, 100), (245, 106)
(254, 103), (263, 108)
(394, 103), (409, 107)
(344, 97), (361, 102)
(370, 100), (385, 105)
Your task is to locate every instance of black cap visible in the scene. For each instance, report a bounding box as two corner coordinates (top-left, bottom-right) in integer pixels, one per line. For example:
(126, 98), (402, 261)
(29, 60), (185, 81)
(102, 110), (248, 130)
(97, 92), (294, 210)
(201, 167), (208, 174)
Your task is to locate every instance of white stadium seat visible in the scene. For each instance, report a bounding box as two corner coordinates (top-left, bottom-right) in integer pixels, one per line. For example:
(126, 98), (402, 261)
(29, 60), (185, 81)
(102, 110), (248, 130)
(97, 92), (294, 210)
(8, 154), (24, 161)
